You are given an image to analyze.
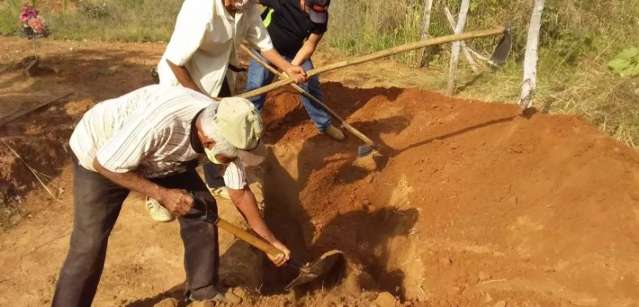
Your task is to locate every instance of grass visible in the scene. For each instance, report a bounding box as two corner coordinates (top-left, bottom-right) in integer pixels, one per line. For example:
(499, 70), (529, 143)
(0, 0), (638, 145)
(329, 0), (639, 146)
(0, 0), (181, 42)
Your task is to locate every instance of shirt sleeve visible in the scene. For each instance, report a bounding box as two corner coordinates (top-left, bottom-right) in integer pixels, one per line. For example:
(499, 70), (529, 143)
(310, 17), (328, 35)
(223, 160), (247, 190)
(164, 0), (209, 66)
(244, 4), (275, 51)
(96, 115), (167, 173)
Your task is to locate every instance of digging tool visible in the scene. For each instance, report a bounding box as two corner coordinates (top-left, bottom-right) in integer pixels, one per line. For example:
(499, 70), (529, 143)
(215, 218), (345, 290)
(190, 193), (345, 290)
(240, 45), (380, 160)
(237, 26), (510, 99)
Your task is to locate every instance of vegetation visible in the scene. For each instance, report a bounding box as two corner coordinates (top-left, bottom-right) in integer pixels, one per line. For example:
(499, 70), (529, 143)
(0, 0), (638, 145)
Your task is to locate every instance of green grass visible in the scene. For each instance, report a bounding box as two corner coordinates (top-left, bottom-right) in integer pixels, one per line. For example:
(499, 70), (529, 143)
(1, 0), (638, 145)
(327, 0), (639, 146)
(0, 0), (182, 41)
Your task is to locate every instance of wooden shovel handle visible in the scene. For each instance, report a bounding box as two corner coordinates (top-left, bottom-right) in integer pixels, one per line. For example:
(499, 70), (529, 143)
(216, 217), (283, 257)
(238, 26), (506, 98)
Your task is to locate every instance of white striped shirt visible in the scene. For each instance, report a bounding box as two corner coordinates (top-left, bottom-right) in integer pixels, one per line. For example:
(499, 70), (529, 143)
(69, 85), (247, 189)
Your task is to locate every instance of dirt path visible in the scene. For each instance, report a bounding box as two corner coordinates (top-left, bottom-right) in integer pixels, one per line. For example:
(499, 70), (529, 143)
(1, 36), (639, 306)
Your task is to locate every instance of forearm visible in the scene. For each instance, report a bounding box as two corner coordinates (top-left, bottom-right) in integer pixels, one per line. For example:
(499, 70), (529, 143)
(93, 159), (165, 201)
(166, 60), (203, 94)
(291, 44), (315, 66)
(261, 49), (293, 73)
(230, 188), (279, 243)
(291, 34), (321, 66)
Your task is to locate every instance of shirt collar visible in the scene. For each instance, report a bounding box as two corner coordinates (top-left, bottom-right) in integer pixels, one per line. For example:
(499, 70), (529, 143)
(190, 108), (205, 154)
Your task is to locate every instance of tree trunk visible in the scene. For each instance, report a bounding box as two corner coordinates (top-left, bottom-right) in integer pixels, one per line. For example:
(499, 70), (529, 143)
(418, 0), (434, 67)
(447, 0), (471, 96)
(519, 0), (545, 109)
(444, 6), (480, 73)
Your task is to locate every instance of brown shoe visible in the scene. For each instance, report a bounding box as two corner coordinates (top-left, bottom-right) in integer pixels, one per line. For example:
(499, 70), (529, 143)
(324, 124), (345, 141)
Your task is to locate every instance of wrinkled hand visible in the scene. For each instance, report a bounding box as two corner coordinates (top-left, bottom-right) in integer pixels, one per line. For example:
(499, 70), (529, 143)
(267, 240), (291, 267)
(160, 189), (193, 216)
(283, 65), (307, 83)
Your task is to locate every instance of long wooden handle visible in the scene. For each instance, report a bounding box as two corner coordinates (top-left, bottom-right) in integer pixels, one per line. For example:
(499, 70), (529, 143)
(241, 45), (376, 147)
(216, 217), (283, 257)
(238, 26), (506, 98)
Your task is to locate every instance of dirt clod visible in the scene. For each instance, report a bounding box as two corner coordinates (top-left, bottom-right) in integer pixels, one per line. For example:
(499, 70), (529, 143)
(373, 291), (397, 307)
(154, 298), (178, 307)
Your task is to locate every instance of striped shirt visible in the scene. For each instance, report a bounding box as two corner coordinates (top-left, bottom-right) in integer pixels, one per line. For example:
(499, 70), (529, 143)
(69, 85), (247, 189)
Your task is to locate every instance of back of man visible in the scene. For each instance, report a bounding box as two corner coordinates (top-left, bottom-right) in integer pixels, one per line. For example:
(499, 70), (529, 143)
(69, 85), (211, 178)
(260, 0), (328, 58)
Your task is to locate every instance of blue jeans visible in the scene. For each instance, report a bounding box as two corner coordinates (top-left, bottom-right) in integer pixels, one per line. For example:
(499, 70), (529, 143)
(245, 58), (331, 132)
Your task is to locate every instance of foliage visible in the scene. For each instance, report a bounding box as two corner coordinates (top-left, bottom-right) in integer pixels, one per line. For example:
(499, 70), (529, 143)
(608, 48), (639, 78)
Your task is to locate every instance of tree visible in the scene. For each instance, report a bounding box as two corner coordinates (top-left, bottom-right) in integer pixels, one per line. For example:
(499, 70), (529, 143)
(447, 0), (471, 96)
(519, 0), (545, 109)
(418, 0), (434, 68)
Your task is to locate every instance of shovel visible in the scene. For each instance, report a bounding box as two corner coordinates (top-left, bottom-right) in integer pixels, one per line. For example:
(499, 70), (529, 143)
(216, 218), (345, 290)
(190, 193), (345, 290)
(240, 45), (382, 162)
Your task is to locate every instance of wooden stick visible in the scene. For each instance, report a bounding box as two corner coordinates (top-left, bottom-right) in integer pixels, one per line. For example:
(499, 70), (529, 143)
(447, 0), (471, 96)
(238, 26), (506, 99)
(0, 92), (73, 127)
(444, 6), (480, 73)
(241, 45), (376, 147)
(217, 217), (283, 257)
(0, 139), (59, 201)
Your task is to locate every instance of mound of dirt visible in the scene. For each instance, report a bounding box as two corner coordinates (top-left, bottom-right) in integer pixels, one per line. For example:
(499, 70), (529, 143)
(259, 83), (639, 306)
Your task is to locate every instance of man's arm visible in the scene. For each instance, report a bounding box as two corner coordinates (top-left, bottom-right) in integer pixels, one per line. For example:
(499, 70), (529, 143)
(242, 3), (306, 83)
(261, 49), (307, 83)
(166, 60), (205, 94)
(290, 33), (322, 66)
(228, 186), (291, 266)
(93, 159), (193, 215)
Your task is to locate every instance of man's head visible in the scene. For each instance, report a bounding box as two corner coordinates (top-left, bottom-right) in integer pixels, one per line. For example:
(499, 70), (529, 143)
(196, 97), (263, 164)
(301, 0), (330, 24)
(223, 0), (253, 13)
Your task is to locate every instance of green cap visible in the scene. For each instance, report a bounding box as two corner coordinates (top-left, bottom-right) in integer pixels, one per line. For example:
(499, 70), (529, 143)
(215, 97), (263, 150)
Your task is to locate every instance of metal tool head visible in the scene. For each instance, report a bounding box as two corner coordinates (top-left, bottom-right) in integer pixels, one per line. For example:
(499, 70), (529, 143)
(490, 26), (513, 66)
(285, 250), (345, 290)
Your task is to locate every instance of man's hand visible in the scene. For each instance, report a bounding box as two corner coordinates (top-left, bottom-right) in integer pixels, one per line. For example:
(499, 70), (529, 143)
(159, 189), (193, 216)
(283, 64), (307, 83)
(267, 240), (291, 267)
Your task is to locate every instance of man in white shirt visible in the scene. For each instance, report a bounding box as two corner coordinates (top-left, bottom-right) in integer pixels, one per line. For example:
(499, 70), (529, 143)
(52, 85), (290, 306)
(157, 0), (305, 96)
(152, 0), (307, 222)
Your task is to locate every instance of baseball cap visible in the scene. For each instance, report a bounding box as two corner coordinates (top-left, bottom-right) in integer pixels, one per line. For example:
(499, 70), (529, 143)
(215, 97), (263, 150)
(306, 0), (330, 24)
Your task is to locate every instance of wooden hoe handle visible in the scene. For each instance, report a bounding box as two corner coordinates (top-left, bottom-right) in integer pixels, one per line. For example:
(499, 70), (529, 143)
(238, 26), (506, 98)
(216, 218), (284, 257)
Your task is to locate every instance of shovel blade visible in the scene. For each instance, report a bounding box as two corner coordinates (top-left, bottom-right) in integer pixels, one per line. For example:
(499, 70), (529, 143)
(490, 26), (513, 65)
(285, 250), (345, 290)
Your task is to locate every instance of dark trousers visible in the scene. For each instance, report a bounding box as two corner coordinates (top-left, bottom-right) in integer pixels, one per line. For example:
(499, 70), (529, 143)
(52, 161), (220, 307)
